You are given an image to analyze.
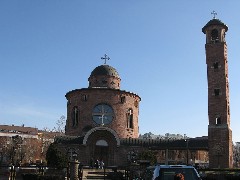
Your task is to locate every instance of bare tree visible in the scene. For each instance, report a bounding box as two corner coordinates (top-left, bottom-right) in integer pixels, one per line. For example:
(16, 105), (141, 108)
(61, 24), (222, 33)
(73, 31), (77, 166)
(53, 115), (66, 134)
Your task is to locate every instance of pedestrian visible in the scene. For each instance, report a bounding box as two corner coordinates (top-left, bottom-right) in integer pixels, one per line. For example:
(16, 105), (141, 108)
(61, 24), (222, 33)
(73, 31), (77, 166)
(100, 160), (104, 169)
(174, 173), (184, 180)
(90, 158), (94, 168)
(95, 159), (99, 169)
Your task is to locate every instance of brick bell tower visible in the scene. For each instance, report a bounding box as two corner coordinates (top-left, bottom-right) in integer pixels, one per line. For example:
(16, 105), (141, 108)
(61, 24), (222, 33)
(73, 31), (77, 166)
(202, 12), (233, 168)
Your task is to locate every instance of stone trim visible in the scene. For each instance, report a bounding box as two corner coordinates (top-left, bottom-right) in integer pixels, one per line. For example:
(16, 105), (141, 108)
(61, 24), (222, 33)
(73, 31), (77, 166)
(83, 126), (120, 147)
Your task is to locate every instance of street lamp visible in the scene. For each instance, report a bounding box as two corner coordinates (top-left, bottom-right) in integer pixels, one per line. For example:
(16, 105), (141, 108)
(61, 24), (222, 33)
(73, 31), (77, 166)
(69, 150), (80, 180)
(72, 151), (78, 161)
(184, 138), (189, 165)
(165, 138), (170, 165)
(67, 148), (78, 161)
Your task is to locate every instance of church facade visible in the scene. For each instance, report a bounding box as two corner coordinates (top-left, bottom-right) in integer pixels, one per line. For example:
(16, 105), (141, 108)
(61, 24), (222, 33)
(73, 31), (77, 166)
(62, 58), (141, 166)
(55, 57), (208, 167)
(53, 15), (234, 168)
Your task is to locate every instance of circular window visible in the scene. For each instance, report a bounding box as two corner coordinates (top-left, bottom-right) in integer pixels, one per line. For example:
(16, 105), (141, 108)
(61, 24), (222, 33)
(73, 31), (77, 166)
(92, 104), (114, 125)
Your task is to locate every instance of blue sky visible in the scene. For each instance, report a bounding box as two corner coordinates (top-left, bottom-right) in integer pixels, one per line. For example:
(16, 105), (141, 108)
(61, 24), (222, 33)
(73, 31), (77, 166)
(1, 1), (240, 143)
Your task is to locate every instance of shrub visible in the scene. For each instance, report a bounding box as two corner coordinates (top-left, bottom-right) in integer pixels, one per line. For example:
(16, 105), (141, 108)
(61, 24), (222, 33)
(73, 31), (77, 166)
(46, 144), (67, 170)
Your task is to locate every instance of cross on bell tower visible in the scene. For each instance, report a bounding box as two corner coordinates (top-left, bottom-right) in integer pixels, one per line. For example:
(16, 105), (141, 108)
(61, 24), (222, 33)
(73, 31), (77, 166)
(211, 10), (217, 19)
(101, 54), (110, 64)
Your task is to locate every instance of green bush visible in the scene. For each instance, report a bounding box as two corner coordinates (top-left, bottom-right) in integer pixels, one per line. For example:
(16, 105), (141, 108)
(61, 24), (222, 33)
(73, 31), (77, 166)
(138, 150), (157, 165)
(46, 144), (67, 170)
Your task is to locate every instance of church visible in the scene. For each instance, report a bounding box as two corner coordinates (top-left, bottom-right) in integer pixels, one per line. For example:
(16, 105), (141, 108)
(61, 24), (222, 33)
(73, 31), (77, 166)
(54, 14), (233, 168)
(62, 54), (141, 166)
(55, 55), (208, 167)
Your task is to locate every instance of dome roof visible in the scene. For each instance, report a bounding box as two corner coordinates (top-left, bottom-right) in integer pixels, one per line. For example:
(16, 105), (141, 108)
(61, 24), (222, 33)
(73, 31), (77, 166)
(202, 19), (228, 33)
(90, 65), (120, 78)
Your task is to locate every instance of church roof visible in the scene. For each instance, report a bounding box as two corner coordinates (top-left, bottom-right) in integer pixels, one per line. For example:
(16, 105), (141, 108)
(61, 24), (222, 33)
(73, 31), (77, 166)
(54, 135), (84, 144)
(202, 18), (228, 33)
(90, 65), (120, 79)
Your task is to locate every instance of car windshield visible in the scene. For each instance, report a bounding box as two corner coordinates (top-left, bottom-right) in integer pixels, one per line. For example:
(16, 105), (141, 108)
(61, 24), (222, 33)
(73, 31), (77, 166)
(159, 168), (199, 180)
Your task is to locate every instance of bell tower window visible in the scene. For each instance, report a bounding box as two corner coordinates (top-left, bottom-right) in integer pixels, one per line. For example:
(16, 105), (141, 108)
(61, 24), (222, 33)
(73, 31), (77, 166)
(211, 29), (219, 43)
(214, 88), (221, 96)
(216, 116), (221, 125)
(213, 62), (219, 69)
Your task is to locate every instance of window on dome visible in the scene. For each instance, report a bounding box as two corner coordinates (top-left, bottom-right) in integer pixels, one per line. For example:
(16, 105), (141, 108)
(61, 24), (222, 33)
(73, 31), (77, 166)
(127, 108), (133, 129)
(72, 106), (79, 127)
(120, 96), (126, 103)
(82, 94), (88, 101)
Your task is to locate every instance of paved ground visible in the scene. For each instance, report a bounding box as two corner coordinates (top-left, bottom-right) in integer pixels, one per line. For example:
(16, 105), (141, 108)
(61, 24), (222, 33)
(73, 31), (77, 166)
(1, 168), (117, 179)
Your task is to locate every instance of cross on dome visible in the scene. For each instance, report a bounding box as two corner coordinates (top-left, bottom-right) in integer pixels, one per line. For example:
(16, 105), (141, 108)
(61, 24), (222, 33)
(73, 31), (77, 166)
(101, 54), (110, 64)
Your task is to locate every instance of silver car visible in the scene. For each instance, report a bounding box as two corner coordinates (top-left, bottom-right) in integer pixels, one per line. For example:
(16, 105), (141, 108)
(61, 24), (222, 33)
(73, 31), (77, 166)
(152, 165), (201, 180)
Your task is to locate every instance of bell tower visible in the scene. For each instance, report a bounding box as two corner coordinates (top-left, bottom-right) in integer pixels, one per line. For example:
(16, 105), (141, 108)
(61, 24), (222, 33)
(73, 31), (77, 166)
(202, 12), (233, 168)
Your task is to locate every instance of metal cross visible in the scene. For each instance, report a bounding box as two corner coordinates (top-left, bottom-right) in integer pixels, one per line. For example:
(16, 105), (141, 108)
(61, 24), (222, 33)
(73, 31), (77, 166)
(99, 114), (107, 126)
(101, 54), (110, 64)
(211, 11), (217, 19)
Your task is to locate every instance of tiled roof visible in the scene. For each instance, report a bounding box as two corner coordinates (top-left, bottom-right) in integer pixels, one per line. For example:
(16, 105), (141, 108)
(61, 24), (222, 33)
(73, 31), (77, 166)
(202, 19), (228, 33)
(90, 65), (120, 78)
(0, 125), (38, 135)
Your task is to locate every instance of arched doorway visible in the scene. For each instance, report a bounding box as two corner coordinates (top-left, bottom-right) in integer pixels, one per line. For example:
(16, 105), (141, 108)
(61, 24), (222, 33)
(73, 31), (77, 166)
(94, 140), (108, 166)
(84, 127), (120, 166)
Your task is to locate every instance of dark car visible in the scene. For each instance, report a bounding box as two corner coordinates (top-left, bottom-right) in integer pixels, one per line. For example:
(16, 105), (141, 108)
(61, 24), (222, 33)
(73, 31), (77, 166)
(152, 165), (201, 180)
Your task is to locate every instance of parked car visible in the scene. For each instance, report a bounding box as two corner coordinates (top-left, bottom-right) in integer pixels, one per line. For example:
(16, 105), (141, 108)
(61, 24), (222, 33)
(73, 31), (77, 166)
(152, 165), (201, 180)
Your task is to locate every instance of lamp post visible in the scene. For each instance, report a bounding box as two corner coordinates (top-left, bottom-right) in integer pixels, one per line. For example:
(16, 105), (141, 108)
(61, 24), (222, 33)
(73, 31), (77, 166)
(127, 149), (139, 180)
(184, 138), (189, 165)
(69, 150), (79, 180)
(165, 138), (169, 165)
(72, 151), (78, 161)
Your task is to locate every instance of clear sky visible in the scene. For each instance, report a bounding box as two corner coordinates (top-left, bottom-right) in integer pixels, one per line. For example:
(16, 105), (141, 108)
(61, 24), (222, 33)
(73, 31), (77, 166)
(1, 1), (240, 143)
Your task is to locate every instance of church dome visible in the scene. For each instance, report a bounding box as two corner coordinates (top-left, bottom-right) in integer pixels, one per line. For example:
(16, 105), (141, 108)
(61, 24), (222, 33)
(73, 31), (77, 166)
(88, 64), (121, 89)
(90, 65), (120, 79)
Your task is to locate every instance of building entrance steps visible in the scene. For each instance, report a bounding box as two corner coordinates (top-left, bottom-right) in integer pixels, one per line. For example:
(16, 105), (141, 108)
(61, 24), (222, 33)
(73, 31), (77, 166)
(81, 167), (125, 180)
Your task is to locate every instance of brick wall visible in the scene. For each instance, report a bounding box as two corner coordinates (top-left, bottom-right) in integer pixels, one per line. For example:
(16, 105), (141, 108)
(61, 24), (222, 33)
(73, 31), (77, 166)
(65, 88), (141, 139)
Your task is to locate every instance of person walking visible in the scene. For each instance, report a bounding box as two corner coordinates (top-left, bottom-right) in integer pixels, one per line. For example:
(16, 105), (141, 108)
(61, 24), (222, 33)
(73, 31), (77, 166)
(100, 160), (104, 169)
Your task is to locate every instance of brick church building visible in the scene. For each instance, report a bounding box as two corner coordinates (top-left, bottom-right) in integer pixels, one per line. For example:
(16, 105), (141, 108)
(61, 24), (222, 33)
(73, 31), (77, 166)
(55, 56), (209, 167)
(56, 56), (143, 166)
(54, 15), (234, 168)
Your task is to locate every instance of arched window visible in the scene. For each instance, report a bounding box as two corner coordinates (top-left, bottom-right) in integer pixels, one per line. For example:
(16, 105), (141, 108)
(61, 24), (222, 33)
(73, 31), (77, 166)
(214, 88), (220, 96)
(216, 116), (221, 125)
(211, 29), (219, 42)
(72, 106), (79, 127)
(213, 62), (219, 69)
(96, 140), (108, 147)
(127, 108), (133, 129)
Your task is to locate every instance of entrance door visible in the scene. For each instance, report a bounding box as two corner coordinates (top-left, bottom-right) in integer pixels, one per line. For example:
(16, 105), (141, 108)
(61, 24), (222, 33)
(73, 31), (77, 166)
(94, 140), (109, 166)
